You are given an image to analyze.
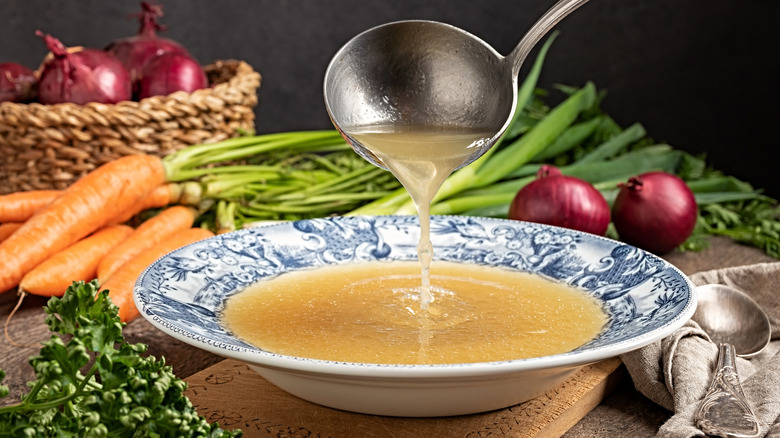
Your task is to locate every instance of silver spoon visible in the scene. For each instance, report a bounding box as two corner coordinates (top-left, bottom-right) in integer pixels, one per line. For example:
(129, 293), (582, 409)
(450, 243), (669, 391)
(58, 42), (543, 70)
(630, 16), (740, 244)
(323, 0), (590, 171)
(692, 284), (772, 438)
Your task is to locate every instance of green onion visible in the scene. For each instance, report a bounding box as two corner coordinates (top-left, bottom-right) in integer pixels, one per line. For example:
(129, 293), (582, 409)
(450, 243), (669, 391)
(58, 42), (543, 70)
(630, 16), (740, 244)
(147, 32), (779, 258)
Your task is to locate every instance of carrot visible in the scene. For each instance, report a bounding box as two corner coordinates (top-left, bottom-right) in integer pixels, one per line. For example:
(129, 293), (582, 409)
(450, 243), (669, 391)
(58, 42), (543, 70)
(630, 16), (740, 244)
(0, 183), (184, 228)
(0, 190), (60, 223)
(19, 225), (133, 297)
(109, 183), (184, 224)
(98, 205), (197, 284)
(0, 223), (23, 243)
(100, 227), (214, 322)
(0, 154), (166, 293)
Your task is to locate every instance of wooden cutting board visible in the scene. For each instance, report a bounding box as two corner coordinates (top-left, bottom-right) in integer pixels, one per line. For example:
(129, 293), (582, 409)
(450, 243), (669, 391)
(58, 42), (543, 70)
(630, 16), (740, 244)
(184, 357), (625, 438)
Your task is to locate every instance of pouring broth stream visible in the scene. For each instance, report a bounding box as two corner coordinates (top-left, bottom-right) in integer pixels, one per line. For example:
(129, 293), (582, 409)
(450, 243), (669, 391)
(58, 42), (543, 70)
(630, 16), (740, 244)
(346, 123), (491, 309)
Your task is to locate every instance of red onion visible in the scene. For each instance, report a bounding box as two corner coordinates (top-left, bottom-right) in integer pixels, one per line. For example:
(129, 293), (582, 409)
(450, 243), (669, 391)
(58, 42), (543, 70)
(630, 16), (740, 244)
(135, 52), (207, 99)
(36, 31), (132, 105)
(508, 165), (610, 235)
(0, 62), (36, 103)
(612, 171), (698, 254)
(106, 2), (190, 82)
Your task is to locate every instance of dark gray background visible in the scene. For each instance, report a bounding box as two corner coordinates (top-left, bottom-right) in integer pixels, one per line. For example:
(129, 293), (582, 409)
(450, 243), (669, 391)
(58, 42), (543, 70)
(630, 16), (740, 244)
(4, 0), (778, 198)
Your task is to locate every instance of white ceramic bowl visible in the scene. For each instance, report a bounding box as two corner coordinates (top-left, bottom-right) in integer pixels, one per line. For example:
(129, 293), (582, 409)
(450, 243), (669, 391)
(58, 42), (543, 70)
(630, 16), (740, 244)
(135, 215), (695, 417)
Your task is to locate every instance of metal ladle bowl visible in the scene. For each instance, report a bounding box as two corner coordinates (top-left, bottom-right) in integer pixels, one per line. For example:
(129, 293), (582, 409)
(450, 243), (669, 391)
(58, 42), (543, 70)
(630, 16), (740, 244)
(323, 0), (590, 171)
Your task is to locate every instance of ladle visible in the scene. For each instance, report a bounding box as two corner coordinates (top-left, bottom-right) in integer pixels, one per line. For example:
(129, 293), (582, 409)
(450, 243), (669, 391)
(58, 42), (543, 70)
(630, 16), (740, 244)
(692, 284), (772, 438)
(323, 0), (590, 170)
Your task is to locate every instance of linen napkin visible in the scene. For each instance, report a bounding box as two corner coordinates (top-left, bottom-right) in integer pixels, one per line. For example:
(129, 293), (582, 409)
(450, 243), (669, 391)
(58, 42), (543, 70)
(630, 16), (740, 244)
(621, 262), (780, 437)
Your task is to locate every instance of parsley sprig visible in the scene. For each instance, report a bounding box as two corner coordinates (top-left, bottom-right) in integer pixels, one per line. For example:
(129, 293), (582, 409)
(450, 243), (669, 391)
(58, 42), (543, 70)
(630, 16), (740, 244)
(0, 281), (241, 437)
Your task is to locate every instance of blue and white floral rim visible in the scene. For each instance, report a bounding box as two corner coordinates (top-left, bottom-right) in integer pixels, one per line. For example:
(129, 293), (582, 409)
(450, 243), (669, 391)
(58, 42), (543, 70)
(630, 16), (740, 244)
(134, 215), (696, 378)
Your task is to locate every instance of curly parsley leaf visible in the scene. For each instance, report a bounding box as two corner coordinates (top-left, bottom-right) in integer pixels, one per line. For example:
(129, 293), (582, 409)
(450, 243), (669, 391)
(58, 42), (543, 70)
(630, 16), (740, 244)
(0, 280), (241, 437)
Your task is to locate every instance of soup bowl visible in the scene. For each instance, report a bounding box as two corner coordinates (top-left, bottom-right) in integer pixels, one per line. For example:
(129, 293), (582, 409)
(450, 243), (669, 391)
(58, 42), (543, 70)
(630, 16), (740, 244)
(134, 215), (695, 417)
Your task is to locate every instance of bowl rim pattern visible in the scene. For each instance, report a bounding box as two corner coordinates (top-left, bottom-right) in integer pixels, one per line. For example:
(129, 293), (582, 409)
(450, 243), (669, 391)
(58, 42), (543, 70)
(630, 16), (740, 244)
(134, 215), (696, 379)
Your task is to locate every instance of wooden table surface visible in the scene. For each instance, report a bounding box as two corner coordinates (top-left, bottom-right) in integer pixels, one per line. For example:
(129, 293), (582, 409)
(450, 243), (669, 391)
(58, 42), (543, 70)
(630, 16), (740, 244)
(1, 235), (776, 436)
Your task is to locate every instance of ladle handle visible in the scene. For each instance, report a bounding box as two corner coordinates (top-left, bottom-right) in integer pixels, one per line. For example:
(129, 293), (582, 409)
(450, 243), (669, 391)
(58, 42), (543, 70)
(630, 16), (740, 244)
(694, 343), (761, 438)
(508, 0), (591, 77)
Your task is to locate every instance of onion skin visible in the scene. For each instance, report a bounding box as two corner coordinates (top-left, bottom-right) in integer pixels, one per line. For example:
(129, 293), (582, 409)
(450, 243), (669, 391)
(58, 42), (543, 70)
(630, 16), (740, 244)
(136, 52), (207, 99)
(36, 31), (132, 105)
(612, 171), (698, 254)
(106, 1), (190, 82)
(509, 165), (611, 235)
(0, 62), (37, 103)
(108, 37), (189, 83)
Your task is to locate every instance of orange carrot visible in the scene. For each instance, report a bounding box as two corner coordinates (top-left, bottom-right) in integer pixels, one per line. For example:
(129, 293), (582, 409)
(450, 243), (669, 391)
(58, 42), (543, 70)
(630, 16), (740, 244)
(0, 183), (184, 227)
(101, 227), (214, 322)
(0, 223), (23, 243)
(109, 183), (184, 224)
(19, 225), (133, 297)
(98, 205), (197, 284)
(0, 190), (60, 223)
(0, 154), (166, 293)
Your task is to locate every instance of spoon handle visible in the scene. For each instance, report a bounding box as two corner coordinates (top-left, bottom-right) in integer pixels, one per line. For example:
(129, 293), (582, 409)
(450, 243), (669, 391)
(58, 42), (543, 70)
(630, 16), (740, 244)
(694, 343), (761, 438)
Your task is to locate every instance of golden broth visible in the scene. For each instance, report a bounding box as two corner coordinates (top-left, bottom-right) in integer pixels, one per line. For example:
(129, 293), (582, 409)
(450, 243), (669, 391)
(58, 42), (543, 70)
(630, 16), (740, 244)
(222, 261), (608, 365)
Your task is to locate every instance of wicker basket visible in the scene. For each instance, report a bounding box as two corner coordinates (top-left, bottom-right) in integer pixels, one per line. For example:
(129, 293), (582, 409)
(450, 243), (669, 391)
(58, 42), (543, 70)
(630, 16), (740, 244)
(0, 59), (261, 194)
